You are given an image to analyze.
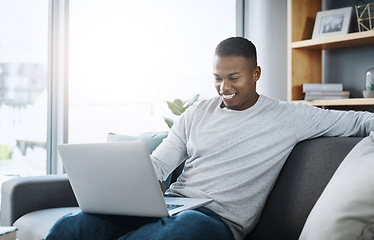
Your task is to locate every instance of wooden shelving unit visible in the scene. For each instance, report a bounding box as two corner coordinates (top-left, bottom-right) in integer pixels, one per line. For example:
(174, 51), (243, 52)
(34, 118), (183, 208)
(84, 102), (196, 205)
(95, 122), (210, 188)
(287, 0), (374, 107)
(291, 31), (374, 50)
(294, 98), (374, 107)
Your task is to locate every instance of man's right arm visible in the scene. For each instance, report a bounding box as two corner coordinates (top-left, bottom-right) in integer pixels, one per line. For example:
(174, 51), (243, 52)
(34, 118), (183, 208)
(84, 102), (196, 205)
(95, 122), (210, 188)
(151, 113), (190, 182)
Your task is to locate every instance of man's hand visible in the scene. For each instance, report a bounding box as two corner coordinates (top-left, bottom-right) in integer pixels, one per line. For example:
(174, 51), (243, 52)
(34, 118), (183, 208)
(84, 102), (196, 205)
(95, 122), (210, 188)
(159, 181), (164, 192)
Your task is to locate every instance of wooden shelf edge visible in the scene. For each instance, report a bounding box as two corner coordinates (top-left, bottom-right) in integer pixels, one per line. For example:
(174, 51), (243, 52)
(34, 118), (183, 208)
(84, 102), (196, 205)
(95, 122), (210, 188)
(291, 30), (374, 50)
(292, 98), (374, 106)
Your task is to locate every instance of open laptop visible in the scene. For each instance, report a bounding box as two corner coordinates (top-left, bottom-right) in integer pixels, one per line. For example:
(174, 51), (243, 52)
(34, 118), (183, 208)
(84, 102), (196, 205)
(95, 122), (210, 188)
(58, 141), (213, 217)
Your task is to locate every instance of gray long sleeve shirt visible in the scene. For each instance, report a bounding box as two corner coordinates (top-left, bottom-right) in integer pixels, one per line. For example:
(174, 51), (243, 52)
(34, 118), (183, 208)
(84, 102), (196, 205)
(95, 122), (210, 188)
(151, 95), (374, 240)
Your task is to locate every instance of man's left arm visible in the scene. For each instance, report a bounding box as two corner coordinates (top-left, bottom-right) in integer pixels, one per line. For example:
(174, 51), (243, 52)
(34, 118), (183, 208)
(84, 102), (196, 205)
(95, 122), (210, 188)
(322, 110), (374, 137)
(292, 103), (374, 140)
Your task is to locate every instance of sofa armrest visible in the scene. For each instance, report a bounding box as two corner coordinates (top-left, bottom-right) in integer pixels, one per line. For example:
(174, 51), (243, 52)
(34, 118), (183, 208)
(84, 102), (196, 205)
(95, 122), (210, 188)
(1, 174), (78, 226)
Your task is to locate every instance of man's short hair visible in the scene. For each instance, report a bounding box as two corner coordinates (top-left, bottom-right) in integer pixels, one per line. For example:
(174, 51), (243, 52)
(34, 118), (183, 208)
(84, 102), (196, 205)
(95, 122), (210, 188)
(215, 37), (257, 67)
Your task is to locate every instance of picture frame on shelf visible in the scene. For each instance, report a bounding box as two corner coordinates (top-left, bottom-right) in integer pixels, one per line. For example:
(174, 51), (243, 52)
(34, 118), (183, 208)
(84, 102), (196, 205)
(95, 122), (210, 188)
(312, 6), (353, 39)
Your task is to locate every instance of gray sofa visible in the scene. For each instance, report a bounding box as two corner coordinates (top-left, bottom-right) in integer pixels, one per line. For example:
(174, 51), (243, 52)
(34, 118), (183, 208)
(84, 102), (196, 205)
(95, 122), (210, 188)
(1, 137), (363, 240)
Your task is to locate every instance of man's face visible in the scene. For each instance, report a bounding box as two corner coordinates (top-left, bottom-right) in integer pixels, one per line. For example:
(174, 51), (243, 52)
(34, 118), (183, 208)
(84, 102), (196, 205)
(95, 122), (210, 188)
(213, 55), (261, 111)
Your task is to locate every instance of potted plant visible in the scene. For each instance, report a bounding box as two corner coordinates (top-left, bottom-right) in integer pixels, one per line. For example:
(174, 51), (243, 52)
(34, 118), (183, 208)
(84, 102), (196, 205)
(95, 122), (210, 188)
(363, 67), (374, 98)
(164, 94), (199, 128)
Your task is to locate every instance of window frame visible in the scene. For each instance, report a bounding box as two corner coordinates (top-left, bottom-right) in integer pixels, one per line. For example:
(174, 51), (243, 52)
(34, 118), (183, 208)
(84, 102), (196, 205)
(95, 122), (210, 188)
(47, 0), (69, 174)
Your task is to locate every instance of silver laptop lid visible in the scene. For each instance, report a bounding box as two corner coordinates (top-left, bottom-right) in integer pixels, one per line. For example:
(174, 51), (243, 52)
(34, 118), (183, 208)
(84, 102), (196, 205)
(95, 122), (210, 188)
(58, 141), (169, 217)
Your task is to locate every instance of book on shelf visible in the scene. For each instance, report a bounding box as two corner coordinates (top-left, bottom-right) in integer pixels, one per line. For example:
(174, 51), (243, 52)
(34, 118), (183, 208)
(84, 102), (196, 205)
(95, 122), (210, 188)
(302, 83), (349, 101)
(302, 83), (343, 92)
(304, 91), (350, 100)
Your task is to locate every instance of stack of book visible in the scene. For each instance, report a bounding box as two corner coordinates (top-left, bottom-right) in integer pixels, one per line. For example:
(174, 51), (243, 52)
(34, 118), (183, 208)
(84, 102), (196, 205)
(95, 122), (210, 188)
(302, 83), (350, 100)
(0, 227), (17, 240)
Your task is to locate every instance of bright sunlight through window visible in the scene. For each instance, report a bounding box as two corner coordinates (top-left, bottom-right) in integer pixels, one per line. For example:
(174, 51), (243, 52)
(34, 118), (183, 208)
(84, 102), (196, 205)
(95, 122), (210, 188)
(69, 0), (235, 142)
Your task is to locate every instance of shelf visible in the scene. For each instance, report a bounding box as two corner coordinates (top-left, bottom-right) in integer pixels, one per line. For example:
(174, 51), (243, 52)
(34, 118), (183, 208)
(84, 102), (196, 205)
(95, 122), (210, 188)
(291, 30), (374, 50)
(293, 98), (374, 107)
(288, 0), (374, 109)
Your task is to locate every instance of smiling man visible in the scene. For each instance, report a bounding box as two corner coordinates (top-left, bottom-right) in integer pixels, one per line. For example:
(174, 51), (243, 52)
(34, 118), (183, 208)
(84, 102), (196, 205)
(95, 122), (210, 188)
(214, 37), (260, 111)
(46, 37), (374, 240)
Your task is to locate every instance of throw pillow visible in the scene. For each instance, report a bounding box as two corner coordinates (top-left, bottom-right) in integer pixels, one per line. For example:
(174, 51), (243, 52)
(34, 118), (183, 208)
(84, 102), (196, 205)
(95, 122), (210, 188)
(107, 131), (168, 153)
(299, 131), (374, 240)
(107, 131), (171, 191)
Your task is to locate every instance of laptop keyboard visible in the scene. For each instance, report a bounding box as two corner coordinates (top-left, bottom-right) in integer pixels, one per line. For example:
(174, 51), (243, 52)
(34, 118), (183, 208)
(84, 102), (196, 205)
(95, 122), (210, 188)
(166, 204), (183, 211)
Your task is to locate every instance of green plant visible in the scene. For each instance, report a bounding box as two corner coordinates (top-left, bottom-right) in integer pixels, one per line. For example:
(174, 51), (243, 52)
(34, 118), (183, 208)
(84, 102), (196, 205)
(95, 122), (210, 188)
(366, 68), (374, 90)
(0, 144), (12, 160)
(369, 82), (374, 91)
(164, 94), (199, 128)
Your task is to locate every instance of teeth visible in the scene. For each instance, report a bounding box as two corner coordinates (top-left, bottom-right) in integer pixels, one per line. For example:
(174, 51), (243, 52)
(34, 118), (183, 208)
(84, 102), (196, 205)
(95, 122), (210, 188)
(223, 93), (236, 99)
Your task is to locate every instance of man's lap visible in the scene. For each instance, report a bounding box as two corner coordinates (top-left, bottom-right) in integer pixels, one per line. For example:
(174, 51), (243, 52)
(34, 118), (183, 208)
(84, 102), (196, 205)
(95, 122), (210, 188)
(45, 207), (233, 240)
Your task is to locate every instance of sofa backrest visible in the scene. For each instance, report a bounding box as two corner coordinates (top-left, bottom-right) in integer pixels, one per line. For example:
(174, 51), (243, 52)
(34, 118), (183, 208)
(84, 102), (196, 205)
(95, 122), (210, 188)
(246, 137), (362, 240)
(167, 137), (362, 239)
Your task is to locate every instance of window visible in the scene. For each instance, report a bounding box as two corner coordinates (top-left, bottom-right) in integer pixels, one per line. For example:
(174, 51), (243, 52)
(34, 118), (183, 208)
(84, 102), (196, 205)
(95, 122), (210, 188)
(0, 0), (48, 194)
(69, 0), (236, 143)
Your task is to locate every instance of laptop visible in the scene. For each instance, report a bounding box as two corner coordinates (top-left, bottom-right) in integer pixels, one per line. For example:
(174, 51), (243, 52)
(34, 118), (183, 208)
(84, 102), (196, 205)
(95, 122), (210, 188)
(58, 141), (213, 217)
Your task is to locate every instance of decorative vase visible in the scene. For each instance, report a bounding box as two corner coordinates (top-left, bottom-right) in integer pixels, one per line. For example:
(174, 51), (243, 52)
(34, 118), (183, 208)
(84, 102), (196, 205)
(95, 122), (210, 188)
(363, 90), (374, 98)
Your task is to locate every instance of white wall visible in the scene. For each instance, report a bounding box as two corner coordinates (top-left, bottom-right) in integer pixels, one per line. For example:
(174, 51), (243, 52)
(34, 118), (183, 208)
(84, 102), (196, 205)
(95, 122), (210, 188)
(244, 0), (288, 101)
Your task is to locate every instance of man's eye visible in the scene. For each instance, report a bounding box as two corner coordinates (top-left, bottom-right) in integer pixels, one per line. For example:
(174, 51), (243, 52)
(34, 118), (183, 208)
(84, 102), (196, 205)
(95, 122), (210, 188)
(230, 77), (239, 80)
(215, 78), (222, 82)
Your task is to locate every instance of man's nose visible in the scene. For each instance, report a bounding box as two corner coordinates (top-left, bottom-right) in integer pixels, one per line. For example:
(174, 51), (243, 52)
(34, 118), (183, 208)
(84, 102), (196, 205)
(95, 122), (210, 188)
(219, 80), (230, 94)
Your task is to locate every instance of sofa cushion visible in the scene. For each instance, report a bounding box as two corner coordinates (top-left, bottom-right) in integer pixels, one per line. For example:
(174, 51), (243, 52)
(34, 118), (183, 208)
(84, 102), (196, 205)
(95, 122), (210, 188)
(299, 132), (374, 240)
(107, 131), (168, 153)
(13, 207), (80, 240)
(107, 131), (171, 191)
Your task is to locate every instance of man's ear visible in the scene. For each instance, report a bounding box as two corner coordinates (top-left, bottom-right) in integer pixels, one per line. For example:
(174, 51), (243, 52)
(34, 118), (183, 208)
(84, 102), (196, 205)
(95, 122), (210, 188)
(254, 66), (261, 81)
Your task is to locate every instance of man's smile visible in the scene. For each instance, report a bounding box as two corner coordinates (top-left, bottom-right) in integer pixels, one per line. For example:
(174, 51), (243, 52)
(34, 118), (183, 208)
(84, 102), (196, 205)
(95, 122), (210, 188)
(222, 93), (237, 100)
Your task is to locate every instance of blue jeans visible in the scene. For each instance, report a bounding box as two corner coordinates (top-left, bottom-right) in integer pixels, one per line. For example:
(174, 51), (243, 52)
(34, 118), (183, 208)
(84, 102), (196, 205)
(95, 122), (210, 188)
(45, 207), (233, 240)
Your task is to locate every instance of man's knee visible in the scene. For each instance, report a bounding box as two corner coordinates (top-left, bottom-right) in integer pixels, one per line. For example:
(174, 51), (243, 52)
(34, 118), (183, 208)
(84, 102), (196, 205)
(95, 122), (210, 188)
(173, 210), (211, 225)
(46, 212), (81, 240)
(47, 212), (111, 240)
(169, 210), (233, 240)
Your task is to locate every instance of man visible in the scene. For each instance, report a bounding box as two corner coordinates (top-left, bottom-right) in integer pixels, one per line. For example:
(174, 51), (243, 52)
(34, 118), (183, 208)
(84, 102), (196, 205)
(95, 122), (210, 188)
(46, 37), (374, 240)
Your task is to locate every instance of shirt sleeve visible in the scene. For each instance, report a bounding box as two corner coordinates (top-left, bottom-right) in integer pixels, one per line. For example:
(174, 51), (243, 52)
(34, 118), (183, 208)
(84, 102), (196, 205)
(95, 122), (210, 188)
(290, 103), (374, 141)
(150, 111), (190, 181)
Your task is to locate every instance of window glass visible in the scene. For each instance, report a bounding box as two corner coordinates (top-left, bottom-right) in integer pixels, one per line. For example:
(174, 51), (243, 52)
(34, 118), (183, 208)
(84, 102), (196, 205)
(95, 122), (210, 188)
(69, 0), (235, 142)
(0, 0), (48, 194)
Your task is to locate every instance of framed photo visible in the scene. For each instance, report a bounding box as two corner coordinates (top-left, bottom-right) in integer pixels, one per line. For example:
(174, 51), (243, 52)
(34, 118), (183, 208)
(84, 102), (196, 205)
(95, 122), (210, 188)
(312, 6), (352, 39)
